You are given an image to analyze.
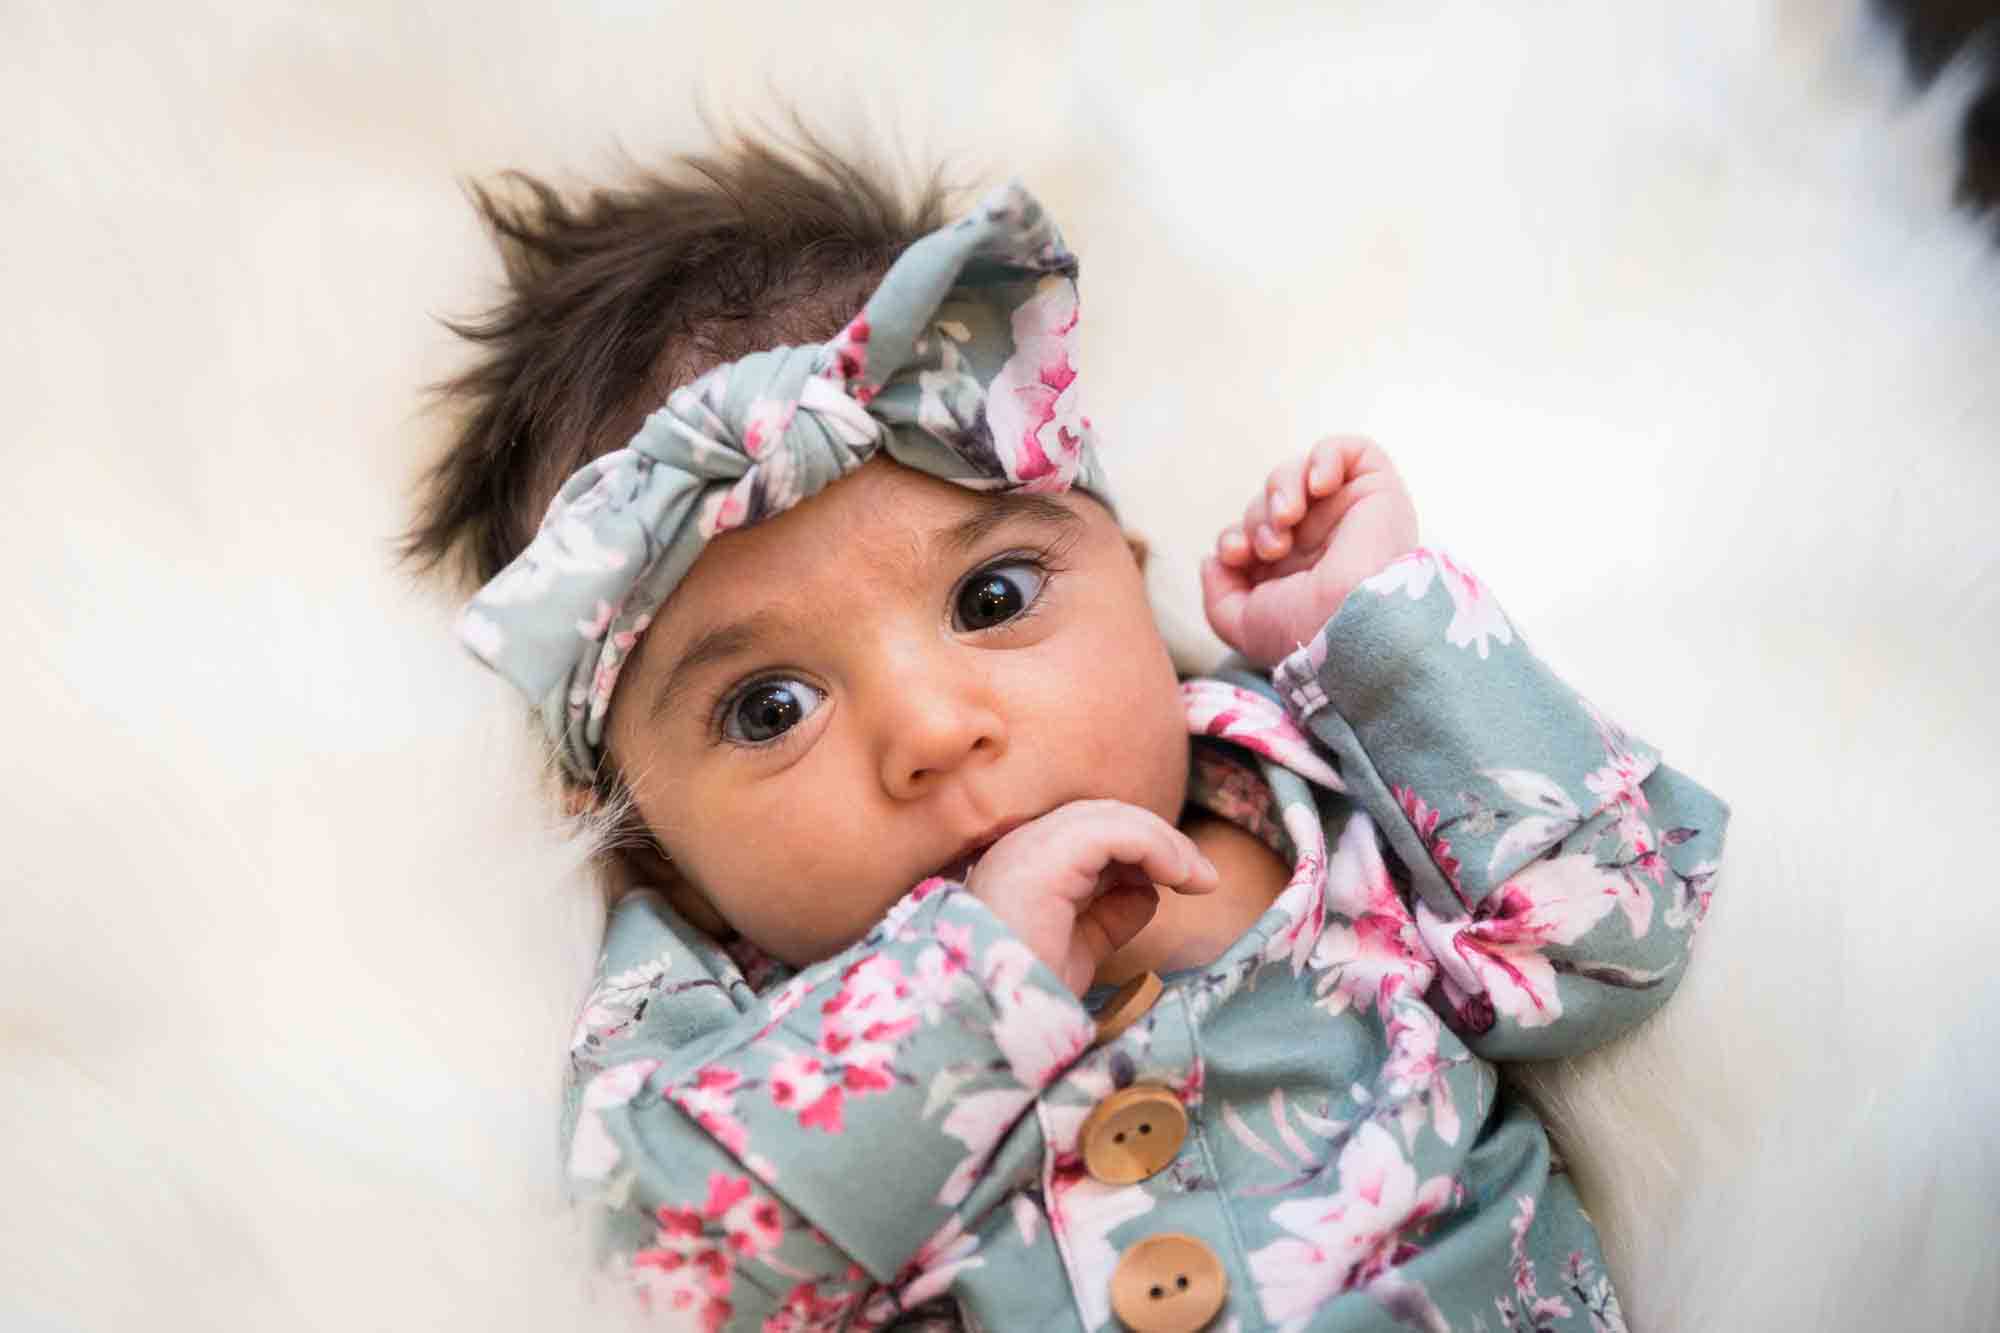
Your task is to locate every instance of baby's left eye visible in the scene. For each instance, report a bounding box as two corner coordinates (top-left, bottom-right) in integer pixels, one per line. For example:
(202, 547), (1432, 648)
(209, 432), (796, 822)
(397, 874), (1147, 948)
(953, 560), (1048, 632)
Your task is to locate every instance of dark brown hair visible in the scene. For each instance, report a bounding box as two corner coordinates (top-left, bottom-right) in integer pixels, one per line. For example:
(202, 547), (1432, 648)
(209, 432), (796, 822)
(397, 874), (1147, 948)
(402, 128), (957, 587)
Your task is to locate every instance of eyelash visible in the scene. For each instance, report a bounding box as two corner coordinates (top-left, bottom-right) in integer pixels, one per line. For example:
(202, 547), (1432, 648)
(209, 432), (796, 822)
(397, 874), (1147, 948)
(705, 542), (1072, 751)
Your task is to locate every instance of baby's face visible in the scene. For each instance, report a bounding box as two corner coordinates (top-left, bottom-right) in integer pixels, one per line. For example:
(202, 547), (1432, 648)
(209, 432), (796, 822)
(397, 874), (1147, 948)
(605, 455), (1191, 968)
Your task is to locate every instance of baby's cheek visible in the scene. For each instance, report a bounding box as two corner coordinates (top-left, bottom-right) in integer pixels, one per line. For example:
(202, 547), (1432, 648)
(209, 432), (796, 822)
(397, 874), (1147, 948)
(706, 845), (899, 968)
(1066, 657), (1188, 820)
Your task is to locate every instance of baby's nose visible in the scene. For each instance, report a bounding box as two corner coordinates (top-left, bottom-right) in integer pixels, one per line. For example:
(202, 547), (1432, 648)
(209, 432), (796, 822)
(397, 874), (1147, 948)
(878, 681), (1006, 799)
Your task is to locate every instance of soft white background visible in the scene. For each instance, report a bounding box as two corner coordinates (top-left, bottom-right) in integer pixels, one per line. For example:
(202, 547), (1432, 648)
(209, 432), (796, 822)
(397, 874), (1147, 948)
(5, 1), (1997, 1329)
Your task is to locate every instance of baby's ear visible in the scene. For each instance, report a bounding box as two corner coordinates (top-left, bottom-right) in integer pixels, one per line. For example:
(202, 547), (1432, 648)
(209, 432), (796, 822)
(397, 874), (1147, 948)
(1122, 529), (1151, 573)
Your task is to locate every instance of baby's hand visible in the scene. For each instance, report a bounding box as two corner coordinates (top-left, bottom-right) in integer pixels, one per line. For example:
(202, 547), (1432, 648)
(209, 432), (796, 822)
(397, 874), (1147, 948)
(1201, 435), (1419, 669)
(963, 800), (1218, 997)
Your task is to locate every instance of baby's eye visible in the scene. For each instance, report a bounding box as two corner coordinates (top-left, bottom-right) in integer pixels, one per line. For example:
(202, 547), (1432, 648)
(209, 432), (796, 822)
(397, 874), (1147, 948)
(953, 560), (1048, 632)
(723, 677), (825, 745)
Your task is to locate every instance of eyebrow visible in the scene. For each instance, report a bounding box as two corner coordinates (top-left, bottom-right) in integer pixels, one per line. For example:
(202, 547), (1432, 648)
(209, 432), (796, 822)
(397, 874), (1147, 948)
(646, 492), (1083, 724)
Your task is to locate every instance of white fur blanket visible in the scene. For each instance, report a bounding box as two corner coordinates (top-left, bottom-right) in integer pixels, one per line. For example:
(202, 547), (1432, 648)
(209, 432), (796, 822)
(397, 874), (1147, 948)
(5, 1), (1996, 1329)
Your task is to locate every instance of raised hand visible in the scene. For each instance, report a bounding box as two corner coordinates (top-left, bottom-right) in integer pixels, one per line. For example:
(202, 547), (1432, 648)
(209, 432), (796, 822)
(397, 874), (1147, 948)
(1200, 435), (1419, 669)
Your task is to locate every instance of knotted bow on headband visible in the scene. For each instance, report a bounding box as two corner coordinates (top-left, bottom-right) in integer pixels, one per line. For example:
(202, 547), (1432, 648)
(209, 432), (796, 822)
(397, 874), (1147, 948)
(459, 182), (1112, 782)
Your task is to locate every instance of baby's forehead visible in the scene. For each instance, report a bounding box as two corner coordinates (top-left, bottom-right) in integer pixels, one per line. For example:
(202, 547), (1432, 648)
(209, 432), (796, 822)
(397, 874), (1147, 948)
(658, 475), (1094, 633)
(698, 481), (1086, 597)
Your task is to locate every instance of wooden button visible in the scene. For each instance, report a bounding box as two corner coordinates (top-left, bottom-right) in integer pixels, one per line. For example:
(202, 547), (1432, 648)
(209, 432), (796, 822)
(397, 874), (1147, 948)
(1109, 1232), (1227, 1332)
(1092, 970), (1162, 1046)
(1079, 1085), (1187, 1185)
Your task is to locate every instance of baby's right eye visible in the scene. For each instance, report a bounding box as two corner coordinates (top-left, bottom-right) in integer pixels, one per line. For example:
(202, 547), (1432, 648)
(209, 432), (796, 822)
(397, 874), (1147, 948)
(723, 677), (825, 745)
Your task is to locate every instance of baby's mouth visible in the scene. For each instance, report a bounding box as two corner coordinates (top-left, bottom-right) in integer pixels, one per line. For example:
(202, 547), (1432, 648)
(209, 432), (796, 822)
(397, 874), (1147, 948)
(930, 817), (1028, 884)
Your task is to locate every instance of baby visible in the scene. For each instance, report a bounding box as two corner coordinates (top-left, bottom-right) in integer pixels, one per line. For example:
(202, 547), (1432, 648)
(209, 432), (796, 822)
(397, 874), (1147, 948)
(414, 138), (1728, 1333)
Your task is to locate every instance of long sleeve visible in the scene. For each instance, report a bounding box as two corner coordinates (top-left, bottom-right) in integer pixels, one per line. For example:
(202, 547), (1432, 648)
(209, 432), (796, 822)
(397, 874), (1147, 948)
(563, 880), (1095, 1328)
(1265, 549), (1729, 1060)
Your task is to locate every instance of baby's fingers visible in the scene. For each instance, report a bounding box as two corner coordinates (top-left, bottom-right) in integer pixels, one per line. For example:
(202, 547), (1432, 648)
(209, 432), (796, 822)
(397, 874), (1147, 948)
(1072, 866), (1161, 964)
(1233, 488), (1275, 562)
(1265, 458), (1310, 529)
(1306, 436), (1359, 496)
(1215, 522), (1254, 567)
(1054, 800), (1219, 898)
(1201, 553), (1251, 653)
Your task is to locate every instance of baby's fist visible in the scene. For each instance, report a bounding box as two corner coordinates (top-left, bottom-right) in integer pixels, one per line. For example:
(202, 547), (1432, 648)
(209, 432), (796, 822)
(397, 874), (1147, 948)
(1201, 436), (1419, 669)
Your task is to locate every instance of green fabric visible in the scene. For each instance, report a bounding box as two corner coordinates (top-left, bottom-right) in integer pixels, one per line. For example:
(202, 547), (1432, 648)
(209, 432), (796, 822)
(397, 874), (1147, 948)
(558, 552), (1728, 1330)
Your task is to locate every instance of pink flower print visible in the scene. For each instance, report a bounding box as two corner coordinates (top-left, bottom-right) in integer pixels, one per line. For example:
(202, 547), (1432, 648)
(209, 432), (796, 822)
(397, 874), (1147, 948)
(913, 921), (974, 1021)
(630, 1244), (732, 1332)
(1428, 549), (1509, 653)
(1182, 680), (1344, 792)
(1380, 999), (1462, 1147)
(931, 920), (972, 974)
(1247, 1121), (1458, 1333)
(756, 953), (926, 1134)
(740, 397), (797, 461)
(632, 1172), (772, 1331)
(1176, 1055), (1206, 1110)
(982, 938), (1093, 1088)
(1604, 809), (1661, 938)
(1189, 749), (1281, 845)
(819, 954), (921, 1073)
(755, 975), (812, 1041)
(1664, 857), (1720, 932)
(697, 472), (759, 540)
(667, 1064), (771, 1176)
(630, 1171), (788, 1331)
(1498, 1194), (1576, 1328)
(796, 1085), (847, 1134)
(797, 370), (882, 450)
(826, 313), (872, 391)
(992, 979), (1092, 1090)
(585, 611), (652, 731)
(888, 1215), (985, 1310)
(1620, 808), (1664, 882)
(704, 1173), (783, 1259)
(984, 276), (1085, 490)
(768, 1052), (832, 1117)
(1361, 549), (1513, 659)
(1415, 853), (1624, 1032)
(1263, 801), (1332, 975)
(569, 952), (671, 1056)
(1583, 756), (1652, 816)
(1310, 817), (1436, 1019)
(1580, 695), (1647, 781)
(1394, 786), (1465, 904)
(937, 1087), (1037, 1205)
(762, 1280), (860, 1333)
(1042, 1152), (1157, 1331)
(569, 1058), (661, 1182)
(574, 597), (617, 642)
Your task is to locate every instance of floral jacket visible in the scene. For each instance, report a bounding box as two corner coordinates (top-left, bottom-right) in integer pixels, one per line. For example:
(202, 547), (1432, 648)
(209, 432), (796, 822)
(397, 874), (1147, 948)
(561, 550), (1729, 1332)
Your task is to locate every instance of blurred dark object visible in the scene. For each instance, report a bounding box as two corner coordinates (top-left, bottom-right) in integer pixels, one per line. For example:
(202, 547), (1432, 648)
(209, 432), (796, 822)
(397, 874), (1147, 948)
(1876, 0), (2000, 211)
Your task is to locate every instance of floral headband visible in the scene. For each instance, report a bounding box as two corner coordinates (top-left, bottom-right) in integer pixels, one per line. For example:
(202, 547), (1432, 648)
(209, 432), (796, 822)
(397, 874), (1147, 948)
(458, 182), (1112, 782)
